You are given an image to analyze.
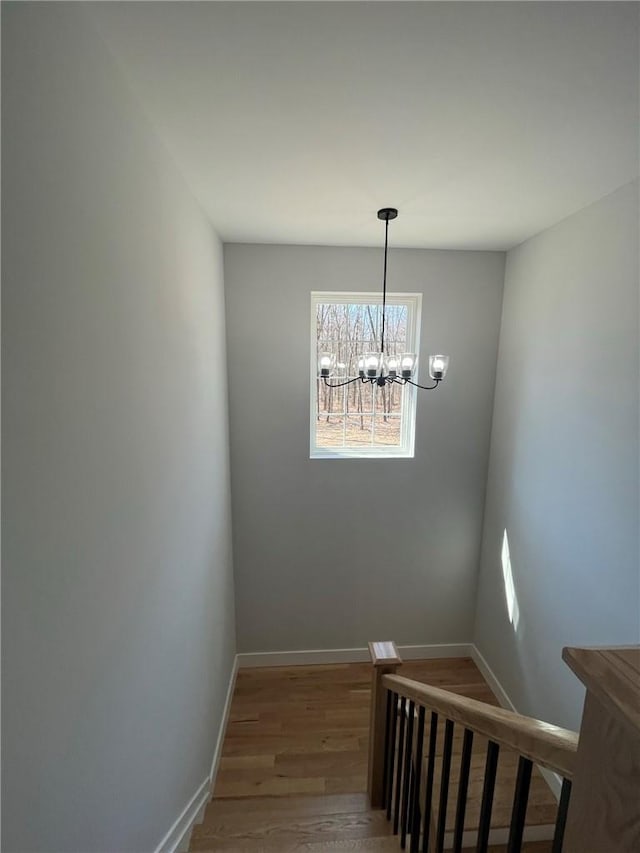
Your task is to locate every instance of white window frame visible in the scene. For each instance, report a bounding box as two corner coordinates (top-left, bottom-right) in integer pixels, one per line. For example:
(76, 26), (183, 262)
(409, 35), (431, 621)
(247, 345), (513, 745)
(310, 291), (422, 459)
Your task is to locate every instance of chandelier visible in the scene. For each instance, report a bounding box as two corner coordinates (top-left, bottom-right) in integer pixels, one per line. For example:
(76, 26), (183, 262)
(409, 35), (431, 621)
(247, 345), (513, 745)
(318, 208), (449, 389)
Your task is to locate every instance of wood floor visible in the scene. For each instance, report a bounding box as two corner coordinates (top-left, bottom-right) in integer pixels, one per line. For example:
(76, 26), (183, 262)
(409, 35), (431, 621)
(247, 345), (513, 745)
(190, 658), (558, 851)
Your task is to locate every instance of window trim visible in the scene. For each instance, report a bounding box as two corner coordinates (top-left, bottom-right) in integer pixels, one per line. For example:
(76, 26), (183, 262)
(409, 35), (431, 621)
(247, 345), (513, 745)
(310, 291), (422, 459)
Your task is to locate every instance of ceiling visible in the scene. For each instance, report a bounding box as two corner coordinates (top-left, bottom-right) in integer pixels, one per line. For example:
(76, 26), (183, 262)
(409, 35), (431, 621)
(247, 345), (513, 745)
(89, 1), (639, 250)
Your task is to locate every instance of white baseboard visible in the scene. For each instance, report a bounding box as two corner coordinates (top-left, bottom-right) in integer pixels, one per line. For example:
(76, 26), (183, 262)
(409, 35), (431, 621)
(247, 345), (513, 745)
(237, 646), (369, 667)
(154, 777), (210, 853)
(470, 644), (563, 800)
(470, 643), (517, 712)
(154, 655), (239, 853)
(237, 643), (474, 668)
(208, 655), (239, 789)
(400, 643), (473, 660)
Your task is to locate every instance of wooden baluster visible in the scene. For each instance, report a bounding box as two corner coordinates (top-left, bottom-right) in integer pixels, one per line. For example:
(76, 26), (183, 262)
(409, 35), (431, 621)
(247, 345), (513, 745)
(386, 692), (400, 820)
(410, 705), (426, 853)
(401, 700), (416, 848)
(452, 728), (474, 853)
(551, 778), (572, 853)
(422, 712), (439, 853)
(506, 756), (533, 853)
(477, 740), (500, 853)
(394, 698), (408, 834)
(382, 689), (392, 809)
(435, 718), (454, 853)
(368, 641), (402, 808)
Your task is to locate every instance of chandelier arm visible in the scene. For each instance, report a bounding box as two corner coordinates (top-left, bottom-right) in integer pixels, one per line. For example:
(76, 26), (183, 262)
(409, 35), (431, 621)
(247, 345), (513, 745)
(404, 378), (441, 391)
(322, 376), (362, 388)
(321, 375), (440, 389)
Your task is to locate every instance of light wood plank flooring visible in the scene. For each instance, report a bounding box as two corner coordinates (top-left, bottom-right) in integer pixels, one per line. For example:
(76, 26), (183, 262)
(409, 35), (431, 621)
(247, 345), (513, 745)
(191, 658), (558, 851)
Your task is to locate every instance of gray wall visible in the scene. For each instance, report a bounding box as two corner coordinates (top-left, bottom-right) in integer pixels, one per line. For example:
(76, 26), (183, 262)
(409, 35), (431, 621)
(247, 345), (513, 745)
(474, 181), (640, 731)
(2, 5), (235, 851)
(224, 244), (504, 652)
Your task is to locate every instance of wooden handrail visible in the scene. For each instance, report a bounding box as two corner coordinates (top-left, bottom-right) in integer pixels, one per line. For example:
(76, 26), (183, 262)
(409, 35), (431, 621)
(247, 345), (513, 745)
(382, 672), (578, 778)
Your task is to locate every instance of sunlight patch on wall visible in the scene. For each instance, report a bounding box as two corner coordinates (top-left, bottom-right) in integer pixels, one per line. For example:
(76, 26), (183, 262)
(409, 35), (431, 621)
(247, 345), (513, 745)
(501, 529), (520, 631)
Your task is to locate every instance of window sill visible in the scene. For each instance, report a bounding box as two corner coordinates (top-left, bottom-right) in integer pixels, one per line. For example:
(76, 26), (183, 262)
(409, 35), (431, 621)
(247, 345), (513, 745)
(310, 449), (414, 460)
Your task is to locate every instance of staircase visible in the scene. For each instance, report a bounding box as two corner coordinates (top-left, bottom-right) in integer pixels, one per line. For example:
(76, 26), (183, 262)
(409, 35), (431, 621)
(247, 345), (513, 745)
(190, 792), (397, 850)
(189, 793), (554, 851)
(366, 646), (575, 853)
(187, 645), (640, 853)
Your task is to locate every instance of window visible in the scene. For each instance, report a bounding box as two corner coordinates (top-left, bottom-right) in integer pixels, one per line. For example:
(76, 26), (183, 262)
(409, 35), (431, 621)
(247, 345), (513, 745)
(310, 292), (422, 458)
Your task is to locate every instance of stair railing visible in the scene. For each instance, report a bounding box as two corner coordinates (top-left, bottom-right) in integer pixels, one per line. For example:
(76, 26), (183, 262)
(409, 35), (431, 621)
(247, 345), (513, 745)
(367, 641), (579, 853)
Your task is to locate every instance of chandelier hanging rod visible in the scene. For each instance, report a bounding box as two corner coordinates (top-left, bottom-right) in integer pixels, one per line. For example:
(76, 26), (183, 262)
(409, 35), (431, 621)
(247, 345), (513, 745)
(379, 206), (393, 357)
(318, 207), (449, 391)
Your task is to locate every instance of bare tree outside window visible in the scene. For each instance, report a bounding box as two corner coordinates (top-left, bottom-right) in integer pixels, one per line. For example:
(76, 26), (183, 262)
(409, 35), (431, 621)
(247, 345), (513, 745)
(314, 298), (413, 451)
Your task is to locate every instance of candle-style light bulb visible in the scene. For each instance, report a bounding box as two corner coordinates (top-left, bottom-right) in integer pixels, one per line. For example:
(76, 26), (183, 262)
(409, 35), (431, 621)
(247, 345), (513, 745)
(364, 352), (381, 378)
(400, 353), (417, 378)
(318, 352), (335, 378)
(429, 354), (449, 380)
(386, 355), (399, 378)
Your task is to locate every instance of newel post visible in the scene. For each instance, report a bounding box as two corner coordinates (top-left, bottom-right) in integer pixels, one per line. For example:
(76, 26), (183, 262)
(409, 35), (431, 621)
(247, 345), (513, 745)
(368, 641), (402, 808)
(561, 646), (640, 853)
